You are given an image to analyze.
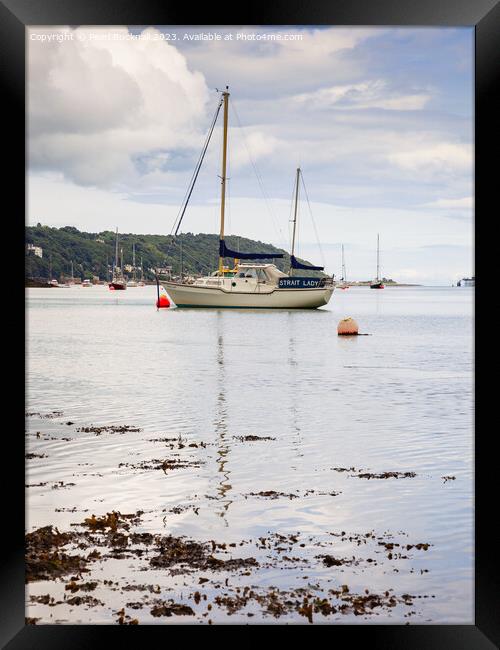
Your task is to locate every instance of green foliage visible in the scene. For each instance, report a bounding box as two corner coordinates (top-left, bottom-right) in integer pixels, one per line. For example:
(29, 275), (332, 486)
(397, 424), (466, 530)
(25, 225), (325, 281)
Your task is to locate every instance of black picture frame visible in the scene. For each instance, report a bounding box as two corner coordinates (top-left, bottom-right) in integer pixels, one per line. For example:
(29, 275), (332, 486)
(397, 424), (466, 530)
(5, 0), (496, 645)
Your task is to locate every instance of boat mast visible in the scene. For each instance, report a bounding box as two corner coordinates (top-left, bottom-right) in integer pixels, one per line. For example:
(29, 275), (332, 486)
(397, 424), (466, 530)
(132, 243), (136, 281)
(115, 228), (119, 274)
(218, 87), (230, 276)
(341, 244), (346, 281)
(376, 233), (380, 281)
(289, 167), (300, 276)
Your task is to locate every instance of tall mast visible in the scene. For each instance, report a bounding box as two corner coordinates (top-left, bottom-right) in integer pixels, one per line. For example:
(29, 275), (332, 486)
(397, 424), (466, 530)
(115, 228), (119, 272)
(132, 243), (136, 281)
(218, 88), (230, 275)
(289, 167), (300, 276)
(341, 244), (345, 281)
(376, 233), (380, 281)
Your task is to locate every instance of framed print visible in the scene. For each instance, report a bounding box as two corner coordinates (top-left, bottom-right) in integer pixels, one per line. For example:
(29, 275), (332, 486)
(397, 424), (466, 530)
(2, 0), (497, 645)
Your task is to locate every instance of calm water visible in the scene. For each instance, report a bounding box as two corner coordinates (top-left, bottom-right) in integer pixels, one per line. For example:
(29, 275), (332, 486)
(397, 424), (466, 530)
(26, 285), (474, 624)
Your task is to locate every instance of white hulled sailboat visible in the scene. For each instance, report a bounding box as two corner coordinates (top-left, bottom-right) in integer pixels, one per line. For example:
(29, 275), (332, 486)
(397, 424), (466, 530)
(109, 228), (127, 290)
(162, 88), (334, 309)
(338, 244), (349, 290)
(370, 234), (384, 289)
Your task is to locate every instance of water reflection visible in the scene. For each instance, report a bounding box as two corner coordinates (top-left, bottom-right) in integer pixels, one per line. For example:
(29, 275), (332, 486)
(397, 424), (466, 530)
(213, 312), (232, 523)
(287, 313), (303, 470)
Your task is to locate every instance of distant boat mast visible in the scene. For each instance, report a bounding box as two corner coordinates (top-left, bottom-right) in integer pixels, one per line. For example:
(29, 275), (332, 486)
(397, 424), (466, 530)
(376, 233), (380, 281)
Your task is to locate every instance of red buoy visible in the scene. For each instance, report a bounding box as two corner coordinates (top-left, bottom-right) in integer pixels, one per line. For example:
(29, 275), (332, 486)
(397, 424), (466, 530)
(156, 294), (170, 308)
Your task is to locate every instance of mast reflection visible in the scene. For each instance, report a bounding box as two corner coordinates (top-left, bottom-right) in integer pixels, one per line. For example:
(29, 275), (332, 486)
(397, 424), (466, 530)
(288, 313), (303, 469)
(213, 312), (232, 523)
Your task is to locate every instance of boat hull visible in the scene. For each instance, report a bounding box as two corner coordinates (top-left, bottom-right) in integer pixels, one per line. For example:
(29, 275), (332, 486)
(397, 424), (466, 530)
(370, 282), (384, 289)
(109, 282), (127, 290)
(162, 281), (334, 309)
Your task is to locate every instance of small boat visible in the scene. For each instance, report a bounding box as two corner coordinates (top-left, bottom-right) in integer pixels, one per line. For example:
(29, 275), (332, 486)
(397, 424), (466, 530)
(338, 244), (349, 290)
(82, 279), (92, 287)
(162, 88), (334, 309)
(127, 244), (138, 287)
(49, 279), (58, 287)
(457, 277), (475, 287)
(370, 234), (384, 289)
(109, 229), (127, 290)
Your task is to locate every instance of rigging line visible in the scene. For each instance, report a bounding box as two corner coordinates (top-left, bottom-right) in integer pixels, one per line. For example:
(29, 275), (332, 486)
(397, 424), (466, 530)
(169, 238), (212, 275)
(229, 97), (288, 251)
(300, 170), (326, 269)
(171, 94), (224, 237)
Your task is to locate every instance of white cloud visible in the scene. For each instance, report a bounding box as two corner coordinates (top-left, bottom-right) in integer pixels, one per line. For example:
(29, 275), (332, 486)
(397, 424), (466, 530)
(28, 26), (210, 187)
(423, 196), (473, 209)
(388, 142), (473, 172)
(293, 80), (431, 111)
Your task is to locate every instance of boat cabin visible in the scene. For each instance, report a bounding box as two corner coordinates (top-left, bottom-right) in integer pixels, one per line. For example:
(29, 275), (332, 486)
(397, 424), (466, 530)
(193, 264), (288, 291)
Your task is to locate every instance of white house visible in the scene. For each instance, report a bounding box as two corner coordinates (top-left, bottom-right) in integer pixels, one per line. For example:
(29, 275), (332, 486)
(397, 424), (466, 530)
(27, 243), (43, 258)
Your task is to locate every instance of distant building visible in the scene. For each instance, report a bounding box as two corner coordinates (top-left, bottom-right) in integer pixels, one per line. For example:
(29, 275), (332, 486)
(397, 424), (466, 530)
(26, 243), (43, 258)
(95, 238), (105, 244)
(124, 264), (134, 272)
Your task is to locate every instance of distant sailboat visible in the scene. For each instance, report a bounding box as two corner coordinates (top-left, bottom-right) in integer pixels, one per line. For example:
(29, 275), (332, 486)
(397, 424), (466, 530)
(127, 242), (138, 287)
(109, 228), (127, 290)
(137, 255), (145, 286)
(338, 244), (349, 290)
(370, 234), (384, 289)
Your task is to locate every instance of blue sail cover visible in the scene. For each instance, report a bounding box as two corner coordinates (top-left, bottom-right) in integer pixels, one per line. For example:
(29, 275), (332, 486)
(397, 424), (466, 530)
(290, 255), (324, 271)
(219, 239), (284, 260)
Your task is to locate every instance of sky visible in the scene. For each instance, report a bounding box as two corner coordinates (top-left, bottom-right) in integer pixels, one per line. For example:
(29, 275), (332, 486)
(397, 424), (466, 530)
(27, 26), (474, 284)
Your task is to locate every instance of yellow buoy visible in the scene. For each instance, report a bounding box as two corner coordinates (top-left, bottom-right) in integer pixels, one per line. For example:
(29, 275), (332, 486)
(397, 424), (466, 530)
(337, 317), (359, 335)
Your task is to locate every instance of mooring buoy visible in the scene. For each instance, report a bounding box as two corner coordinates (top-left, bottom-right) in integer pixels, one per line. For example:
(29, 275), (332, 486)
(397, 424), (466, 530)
(337, 317), (359, 335)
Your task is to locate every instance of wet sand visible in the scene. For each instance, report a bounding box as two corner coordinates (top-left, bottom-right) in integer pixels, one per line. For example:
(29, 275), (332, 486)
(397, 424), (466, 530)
(26, 412), (439, 625)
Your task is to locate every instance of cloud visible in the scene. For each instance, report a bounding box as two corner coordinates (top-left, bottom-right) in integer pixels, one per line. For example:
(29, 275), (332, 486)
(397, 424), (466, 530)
(176, 27), (379, 97)
(292, 80), (431, 111)
(28, 26), (210, 187)
(388, 142), (473, 172)
(423, 196), (473, 209)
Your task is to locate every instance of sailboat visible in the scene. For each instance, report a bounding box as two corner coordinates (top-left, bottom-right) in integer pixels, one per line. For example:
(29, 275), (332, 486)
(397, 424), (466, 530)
(127, 243), (138, 287)
(161, 88), (334, 309)
(109, 228), (127, 290)
(137, 255), (145, 286)
(338, 244), (349, 290)
(370, 234), (384, 289)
